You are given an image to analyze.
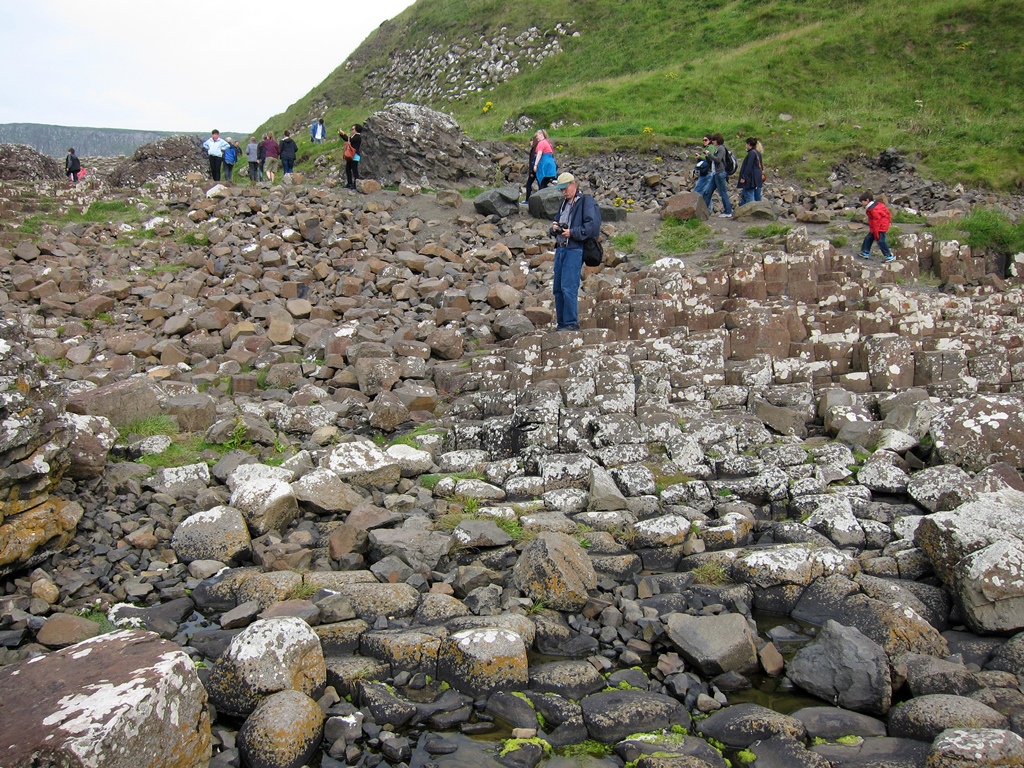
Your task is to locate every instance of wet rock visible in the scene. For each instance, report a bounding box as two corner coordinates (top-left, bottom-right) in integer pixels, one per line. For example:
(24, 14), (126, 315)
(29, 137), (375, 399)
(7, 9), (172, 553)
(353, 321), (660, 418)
(237, 689), (323, 768)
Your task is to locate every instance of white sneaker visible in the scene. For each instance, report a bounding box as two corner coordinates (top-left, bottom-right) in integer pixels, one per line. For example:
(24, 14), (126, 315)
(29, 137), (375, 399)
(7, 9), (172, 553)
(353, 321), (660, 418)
(719, 213), (733, 218)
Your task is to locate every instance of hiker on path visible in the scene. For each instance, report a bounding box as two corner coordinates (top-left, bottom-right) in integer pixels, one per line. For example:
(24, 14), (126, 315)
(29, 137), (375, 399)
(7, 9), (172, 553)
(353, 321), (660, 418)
(279, 130), (298, 175)
(338, 124), (362, 189)
(202, 129), (230, 181)
(260, 131), (280, 183)
(222, 138), (239, 183)
(65, 147), (81, 183)
(246, 137), (260, 182)
(700, 132), (733, 217)
(693, 134), (714, 200)
(858, 191), (895, 262)
(534, 129), (557, 190)
(738, 137), (764, 206)
(550, 172), (601, 332)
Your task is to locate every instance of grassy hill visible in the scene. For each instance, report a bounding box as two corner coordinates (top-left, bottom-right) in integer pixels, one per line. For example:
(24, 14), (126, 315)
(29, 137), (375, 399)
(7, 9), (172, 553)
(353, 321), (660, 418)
(261, 0), (1024, 190)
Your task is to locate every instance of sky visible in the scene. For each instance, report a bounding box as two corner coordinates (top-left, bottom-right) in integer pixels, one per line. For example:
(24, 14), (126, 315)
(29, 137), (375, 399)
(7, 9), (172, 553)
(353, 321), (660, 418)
(0, 0), (417, 133)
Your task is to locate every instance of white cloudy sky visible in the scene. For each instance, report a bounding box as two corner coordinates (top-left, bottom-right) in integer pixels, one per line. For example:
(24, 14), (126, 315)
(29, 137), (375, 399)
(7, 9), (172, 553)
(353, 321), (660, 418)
(0, 0), (416, 132)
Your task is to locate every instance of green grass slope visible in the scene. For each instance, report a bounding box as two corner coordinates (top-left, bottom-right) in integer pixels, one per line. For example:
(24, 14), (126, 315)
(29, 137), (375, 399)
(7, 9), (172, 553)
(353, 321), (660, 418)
(261, 0), (1024, 190)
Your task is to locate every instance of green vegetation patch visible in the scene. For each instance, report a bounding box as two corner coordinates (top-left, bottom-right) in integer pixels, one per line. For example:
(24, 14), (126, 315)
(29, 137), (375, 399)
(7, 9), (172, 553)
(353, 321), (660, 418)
(654, 217), (714, 255)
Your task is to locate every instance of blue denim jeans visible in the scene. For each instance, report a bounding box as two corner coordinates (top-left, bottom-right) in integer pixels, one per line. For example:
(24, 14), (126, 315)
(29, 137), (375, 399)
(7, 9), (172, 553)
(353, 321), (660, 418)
(740, 187), (762, 206)
(694, 173), (713, 199)
(282, 158), (294, 174)
(703, 171), (732, 214)
(861, 231), (893, 258)
(553, 246), (583, 328)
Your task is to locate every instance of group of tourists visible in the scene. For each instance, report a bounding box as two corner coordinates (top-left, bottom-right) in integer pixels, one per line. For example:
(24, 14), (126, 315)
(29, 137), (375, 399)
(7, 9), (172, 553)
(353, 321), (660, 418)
(201, 120), (362, 187)
(693, 133), (765, 217)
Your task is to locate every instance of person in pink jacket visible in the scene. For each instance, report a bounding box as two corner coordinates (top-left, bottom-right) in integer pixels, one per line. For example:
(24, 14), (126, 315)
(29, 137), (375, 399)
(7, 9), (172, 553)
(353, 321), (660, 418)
(858, 191), (894, 262)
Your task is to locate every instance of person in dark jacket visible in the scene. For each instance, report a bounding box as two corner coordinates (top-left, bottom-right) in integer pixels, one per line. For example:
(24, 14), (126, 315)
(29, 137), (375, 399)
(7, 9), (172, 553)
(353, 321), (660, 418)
(338, 124), (363, 189)
(737, 137), (764, 206)
(700, 133), (733, 217)
(549, 172), (601, 331)
(65, 148), (81, 183)
(279, 130), (298, 175)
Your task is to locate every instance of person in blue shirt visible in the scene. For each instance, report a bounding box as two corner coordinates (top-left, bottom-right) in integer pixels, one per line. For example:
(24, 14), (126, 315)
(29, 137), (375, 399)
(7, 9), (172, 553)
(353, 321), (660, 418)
(222, 139), (240, 183)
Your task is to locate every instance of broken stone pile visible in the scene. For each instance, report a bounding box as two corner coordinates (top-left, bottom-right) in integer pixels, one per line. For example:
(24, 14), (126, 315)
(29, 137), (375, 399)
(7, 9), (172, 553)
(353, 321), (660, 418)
(4, 151), (1024, 768)
(0, 143), (64, 182)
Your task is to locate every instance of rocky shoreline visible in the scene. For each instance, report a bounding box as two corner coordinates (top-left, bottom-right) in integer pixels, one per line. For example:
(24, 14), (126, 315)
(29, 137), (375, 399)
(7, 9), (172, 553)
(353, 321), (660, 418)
(3, 114), (1024, 768)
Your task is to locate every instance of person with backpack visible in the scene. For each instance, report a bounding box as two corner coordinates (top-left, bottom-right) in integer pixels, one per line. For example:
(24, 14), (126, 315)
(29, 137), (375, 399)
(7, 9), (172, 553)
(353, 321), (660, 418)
(700, 132), (734, 218)
(222, 139), (239, 183)
(858, 191), (895, 262)
(737, 137), (765, 206)
(549, 172), (601, 332)
(65, 147), (81, 183)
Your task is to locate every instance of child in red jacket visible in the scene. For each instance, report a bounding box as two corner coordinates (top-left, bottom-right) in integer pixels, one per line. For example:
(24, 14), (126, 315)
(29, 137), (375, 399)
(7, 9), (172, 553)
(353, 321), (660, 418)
(858, 191), (895, 262)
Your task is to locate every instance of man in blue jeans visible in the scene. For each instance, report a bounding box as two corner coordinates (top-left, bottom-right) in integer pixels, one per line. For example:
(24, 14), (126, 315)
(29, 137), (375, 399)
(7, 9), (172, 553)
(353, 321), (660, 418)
(550, 172), (602, 331)
(700, 132), (734, 218)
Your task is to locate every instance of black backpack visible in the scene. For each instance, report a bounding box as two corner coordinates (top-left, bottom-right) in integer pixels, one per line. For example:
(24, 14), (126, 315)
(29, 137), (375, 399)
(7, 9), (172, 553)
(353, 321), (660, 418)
(724, 147), (738, 176)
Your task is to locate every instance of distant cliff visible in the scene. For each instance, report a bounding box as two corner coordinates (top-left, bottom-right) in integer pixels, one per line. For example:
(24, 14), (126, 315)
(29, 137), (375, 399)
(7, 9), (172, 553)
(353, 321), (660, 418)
(0, 123), (240, 158)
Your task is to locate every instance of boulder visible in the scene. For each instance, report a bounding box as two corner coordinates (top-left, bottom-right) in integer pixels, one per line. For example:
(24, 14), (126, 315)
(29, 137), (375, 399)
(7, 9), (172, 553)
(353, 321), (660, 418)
(887, 694), (1008, 742)
(664, 613), (759, 676)
(205, 617), (326, 717)
(512, 531), (597, 612)
(237, 689), (323, 768)
(436, 627), (529, 696)
(172, 505), (252, 563)
(0, 629), (210, 767)
(580, 689), (689, 744)
(787, 620), (892, 715)
(931, 395), (1024, 472)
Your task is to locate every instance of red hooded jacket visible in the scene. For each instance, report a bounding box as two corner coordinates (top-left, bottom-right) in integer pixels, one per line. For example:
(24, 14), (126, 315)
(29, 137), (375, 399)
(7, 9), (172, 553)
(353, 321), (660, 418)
(866, 200), (891, 238)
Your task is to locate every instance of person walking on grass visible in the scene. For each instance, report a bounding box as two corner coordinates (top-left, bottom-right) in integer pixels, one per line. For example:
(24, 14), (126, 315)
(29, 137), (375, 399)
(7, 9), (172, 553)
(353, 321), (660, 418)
(700, 132), (733, 217)
(858, 191), (895, 262)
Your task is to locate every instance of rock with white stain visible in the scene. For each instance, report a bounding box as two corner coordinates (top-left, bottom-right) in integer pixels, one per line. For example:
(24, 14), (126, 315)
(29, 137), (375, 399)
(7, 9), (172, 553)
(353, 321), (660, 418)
(435, 626), (528, 696)
(205, 617), (326, 717)
(385, 443), (435, 476)
(147, 461), (211, 498)
(926, 727), (1024, 768)
(916, 489), (1024, 586)
(952, 539), (1024, 633)
(323, 440), (402, 489)
(171, 505), (252, 564)
(229, 476), (299, 536)
(291, 468), (365, 514)
(0, 629), (210, 768)
(865, 334), (915, 390)
(632, 514), (695, 548)
(931, 395), (1024, 472)
(732, 544), (860, 588)
(226, 462), (295, 492)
